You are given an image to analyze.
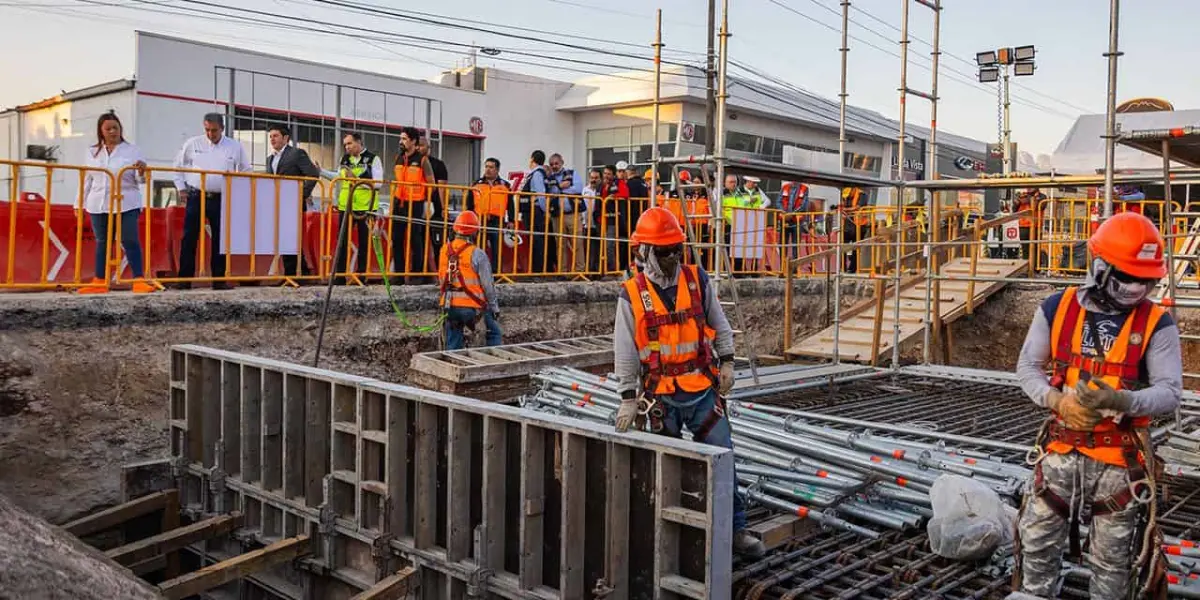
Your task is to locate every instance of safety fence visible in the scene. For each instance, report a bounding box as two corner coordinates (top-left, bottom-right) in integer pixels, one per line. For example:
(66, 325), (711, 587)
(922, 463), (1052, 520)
(9, 158), (1198, 293)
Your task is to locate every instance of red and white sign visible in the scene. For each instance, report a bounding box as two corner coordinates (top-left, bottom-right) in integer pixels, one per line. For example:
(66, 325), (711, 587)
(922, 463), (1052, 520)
(469, 116), (484, 135)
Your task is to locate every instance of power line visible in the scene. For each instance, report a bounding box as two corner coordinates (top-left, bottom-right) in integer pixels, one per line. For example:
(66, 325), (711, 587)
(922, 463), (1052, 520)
(764, 0), (1078, 120)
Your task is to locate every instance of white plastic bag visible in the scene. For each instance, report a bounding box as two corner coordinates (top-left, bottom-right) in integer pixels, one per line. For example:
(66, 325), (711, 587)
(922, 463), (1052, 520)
(926, 474), (1017, 560)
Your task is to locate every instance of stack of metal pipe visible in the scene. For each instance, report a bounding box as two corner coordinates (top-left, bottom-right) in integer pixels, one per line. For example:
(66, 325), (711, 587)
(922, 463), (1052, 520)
(1161, 398), (1200, 480)
(521, 366), (1033, 540)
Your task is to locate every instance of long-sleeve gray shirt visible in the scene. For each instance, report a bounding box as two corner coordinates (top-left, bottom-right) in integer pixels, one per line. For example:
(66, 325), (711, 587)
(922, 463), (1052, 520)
(1015, 288), (1181, 417)
(471, 246), (499, 313)
(613, 265), (734, 396)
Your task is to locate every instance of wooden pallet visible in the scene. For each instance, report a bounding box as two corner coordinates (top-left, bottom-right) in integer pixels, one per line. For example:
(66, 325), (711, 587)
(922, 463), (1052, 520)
(407, 335), (614, 400)
(786, 257), (1028, 363)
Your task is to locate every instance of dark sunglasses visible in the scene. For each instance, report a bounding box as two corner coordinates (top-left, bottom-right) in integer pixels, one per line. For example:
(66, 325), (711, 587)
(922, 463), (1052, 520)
(656, 244), (684, 259)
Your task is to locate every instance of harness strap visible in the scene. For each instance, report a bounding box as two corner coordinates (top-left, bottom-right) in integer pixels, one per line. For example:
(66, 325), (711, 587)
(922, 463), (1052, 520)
(1051, 289), (1155, 389)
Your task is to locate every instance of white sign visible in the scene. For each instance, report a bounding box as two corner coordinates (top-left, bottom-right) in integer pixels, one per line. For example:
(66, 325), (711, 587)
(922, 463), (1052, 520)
(223, 177), (303, 255)
(1002, 221), (1021, 249)
(730, 208), (766, 259)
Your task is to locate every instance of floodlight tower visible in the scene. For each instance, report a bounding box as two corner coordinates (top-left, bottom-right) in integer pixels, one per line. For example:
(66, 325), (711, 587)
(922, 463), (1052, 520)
(977, 45), (1037, 175)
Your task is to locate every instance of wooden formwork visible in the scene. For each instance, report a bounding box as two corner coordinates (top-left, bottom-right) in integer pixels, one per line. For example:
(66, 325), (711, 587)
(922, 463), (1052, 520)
(407, 335), (615, 401)
(168, 344), (733, 600)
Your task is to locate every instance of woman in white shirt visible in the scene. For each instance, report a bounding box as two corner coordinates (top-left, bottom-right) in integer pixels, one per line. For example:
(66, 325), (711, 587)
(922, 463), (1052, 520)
(80, 112), (155, 294)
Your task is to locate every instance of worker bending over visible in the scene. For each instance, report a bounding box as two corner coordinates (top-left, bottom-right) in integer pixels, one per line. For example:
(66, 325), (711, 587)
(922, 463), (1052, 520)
(611, 207), (765, 557)
(438, 211), (501, 350)
(1011, 212), (1179, 600)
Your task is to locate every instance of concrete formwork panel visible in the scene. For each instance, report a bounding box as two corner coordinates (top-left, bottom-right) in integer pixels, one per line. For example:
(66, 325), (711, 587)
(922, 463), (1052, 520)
(168, 344), (733, 600)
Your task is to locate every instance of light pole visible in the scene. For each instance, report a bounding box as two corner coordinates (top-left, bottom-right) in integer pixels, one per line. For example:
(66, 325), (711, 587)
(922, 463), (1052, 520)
(977, 46), (1036, 176)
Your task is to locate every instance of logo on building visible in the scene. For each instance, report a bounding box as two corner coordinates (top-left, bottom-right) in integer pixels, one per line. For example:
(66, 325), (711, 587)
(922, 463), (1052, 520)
(680, 122), (696, 142)
(469, 117), (484, 135)
(954, 156), (984, 172)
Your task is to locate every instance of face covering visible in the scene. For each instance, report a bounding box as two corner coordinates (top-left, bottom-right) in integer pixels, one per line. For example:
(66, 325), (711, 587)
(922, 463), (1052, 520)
(652, 245), (683, 276)
(1088, 257), (1153, 310)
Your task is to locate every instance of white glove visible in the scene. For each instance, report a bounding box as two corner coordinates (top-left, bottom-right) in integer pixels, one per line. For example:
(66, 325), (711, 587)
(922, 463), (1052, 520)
(719, 362), (735, 395)
(614, 398), (638, 433)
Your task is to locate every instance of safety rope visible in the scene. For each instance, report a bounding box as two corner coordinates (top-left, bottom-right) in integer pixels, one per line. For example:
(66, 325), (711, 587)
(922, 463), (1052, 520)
(369, 228), (445, 334)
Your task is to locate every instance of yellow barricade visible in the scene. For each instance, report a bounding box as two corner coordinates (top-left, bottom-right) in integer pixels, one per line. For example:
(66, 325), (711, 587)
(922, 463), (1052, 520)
(1, 159), (119, 290)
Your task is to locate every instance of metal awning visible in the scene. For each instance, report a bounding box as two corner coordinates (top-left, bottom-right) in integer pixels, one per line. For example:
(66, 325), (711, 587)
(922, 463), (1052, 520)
(1118, 126), (1200, 168)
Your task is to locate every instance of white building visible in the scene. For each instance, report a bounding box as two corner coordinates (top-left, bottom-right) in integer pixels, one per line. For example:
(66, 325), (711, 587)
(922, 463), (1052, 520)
(2, 31), (989, 208)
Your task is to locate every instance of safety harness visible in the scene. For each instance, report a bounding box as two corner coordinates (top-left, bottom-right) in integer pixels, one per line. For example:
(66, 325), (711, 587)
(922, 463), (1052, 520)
(438, 241), (488, 311)
(632, 268), (723, 439)
(1049, 293), (1154, 391)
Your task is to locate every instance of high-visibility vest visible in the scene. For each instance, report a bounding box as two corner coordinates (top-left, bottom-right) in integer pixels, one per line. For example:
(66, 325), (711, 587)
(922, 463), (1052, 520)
(843, 188), (869, 226)
(662, 197), (686, 224)
(393, 152), (427, 203)
(622, 265), (717, 395)
(1016, 196), (1033, 228)
(1046, 286), (1163, 467)
(472, 178), (510, 219)
(337, 151), (378, 212)
(437, 239), (487, 309)
(721, 190), (751, 224)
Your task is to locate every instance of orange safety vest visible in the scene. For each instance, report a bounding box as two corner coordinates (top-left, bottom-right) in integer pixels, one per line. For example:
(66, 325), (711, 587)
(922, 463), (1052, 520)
(661, 197), (686, 224)
(472, 180), (510, 219)
(1016, 196), (1033, 228)
(1046, 286), (1163, 467)
(393, 153), (427, 203)
(843, 188), (869, 227)
(623, 265), (718, 395)
(438, 240), (487, 309)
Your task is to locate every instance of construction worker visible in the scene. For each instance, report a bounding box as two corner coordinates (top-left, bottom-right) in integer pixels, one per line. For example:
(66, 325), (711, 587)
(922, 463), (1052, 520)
(612, 206), (766, 558)
(1011, 212), (1180, 600)
(393, 127), (437, 283)
(438, 211), (501, 350)
(840, 187), (867, 273)
(1014, 188), (1045, 260)
(467, 157), (512, 271)
(779, 181), (811, 259)
(324, 132), (383, 284)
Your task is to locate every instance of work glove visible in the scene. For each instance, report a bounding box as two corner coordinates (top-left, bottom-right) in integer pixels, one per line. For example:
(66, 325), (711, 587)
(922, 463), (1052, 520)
(1046, 389), (1104, 430)
(614, 396), (639, 433)
(719, 362), (735, 396)
(1075, 378), (1134, 413)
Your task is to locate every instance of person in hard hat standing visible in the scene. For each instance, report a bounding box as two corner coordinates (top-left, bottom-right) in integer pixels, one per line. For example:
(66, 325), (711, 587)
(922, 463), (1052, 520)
(438, 211), (501, 350)
(612, 206), (766, 558)
(1011, 212), (1180, 600)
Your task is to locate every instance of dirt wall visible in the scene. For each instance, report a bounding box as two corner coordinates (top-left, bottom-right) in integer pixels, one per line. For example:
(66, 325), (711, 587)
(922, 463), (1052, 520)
(0, 279), (859, 523)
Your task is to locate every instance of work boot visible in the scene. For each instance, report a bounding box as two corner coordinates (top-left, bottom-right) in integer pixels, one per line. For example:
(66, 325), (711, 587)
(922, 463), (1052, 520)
(130, 278), (158, 294)
(733, 530), (765, 558)
(77, 277), (109, 295)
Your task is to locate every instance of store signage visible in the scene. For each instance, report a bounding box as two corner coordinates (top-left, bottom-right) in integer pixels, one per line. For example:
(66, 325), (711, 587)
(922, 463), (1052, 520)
(680, 121), (696, 142)
(891, 155), (924, 172)
(953, 155), (985, 172)
(469, 116), (484, 135)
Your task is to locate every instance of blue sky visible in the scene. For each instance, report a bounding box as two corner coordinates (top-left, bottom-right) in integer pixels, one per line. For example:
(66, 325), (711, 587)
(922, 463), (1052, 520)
(0, 0), (1193, 155)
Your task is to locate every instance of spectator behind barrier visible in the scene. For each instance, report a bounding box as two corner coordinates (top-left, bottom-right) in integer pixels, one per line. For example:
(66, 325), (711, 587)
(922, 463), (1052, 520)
(265, 123), (320, 279)
(171, 112), (251, 290)
(79, 111), (155, 295)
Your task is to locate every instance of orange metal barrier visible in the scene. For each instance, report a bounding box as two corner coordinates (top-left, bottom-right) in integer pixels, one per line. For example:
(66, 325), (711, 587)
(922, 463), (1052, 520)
(1036, 198), (1177, 276)
(1, 159), (120, 289)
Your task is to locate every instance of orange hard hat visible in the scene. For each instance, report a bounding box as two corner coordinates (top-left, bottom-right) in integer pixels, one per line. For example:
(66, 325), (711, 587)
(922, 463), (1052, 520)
(633, 206), (685, 246)
(678, 170), (691, 182)
(453, 210), (481, 236)
(644, 169), (653, 180)
(1088, 212), (1165, 279)
(630, 230), (641, 247)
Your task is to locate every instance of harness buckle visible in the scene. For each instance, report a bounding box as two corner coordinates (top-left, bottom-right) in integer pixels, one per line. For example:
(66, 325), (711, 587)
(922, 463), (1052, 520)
(1129, 478), (1154, 505)
(637, 396), (656, 416)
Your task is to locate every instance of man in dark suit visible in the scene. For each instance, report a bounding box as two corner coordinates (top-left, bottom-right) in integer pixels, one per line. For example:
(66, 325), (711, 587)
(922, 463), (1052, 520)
(267, 123), (320, 278)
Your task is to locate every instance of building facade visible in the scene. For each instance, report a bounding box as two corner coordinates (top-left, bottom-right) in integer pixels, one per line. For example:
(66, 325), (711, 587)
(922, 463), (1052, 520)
(2, 32), (989, 211)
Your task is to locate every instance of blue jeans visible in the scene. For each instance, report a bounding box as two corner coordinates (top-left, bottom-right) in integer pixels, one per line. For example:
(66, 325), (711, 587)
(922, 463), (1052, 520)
(658, 387), (747, 532)
(90, 210), (144, 279)
(444, 307), (503, 350)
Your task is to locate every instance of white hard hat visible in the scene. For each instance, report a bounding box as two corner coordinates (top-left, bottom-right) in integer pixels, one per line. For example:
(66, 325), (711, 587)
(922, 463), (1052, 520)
(744, 175), (761, 183)
(615, 160), (629, 171)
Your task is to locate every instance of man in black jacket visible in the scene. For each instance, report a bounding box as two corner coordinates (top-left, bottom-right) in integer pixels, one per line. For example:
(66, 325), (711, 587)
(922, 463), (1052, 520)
(266, 123), (320, 278)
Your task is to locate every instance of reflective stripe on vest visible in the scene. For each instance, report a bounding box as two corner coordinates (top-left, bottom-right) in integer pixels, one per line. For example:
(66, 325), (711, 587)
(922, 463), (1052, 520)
(1046, 286), (1162, 467)
(622, 265), (717, 395)
(438, 240), (486, 309)
(473, 181), (510, 219)
(337, 151), (378, 212)
(393, 153), (427, 203)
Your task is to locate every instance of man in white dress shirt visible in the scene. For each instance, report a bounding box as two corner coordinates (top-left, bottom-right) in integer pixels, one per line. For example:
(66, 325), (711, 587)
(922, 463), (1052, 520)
(172, 112), (250, 289)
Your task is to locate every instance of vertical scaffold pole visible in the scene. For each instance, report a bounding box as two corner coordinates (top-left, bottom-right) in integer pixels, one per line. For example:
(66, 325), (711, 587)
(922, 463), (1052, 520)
(650, 9), (663, 205)
(832, 0), (850, 365)
(1102, 0), (1122, 219)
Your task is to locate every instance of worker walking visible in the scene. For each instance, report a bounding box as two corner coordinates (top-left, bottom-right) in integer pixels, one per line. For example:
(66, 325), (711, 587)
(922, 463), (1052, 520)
(438, 211), (501, 350)
(612, 206), (765, 558)
(1011, 212), (1179, 600)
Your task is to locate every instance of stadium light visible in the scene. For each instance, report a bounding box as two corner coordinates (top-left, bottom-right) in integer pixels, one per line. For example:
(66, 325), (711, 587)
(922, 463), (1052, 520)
(976, 50), (997, 67)
(978, 67), (1000, 83)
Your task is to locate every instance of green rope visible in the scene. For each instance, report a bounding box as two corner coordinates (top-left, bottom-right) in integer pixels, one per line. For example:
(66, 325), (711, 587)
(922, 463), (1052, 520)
(370, 230), (445, 333)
